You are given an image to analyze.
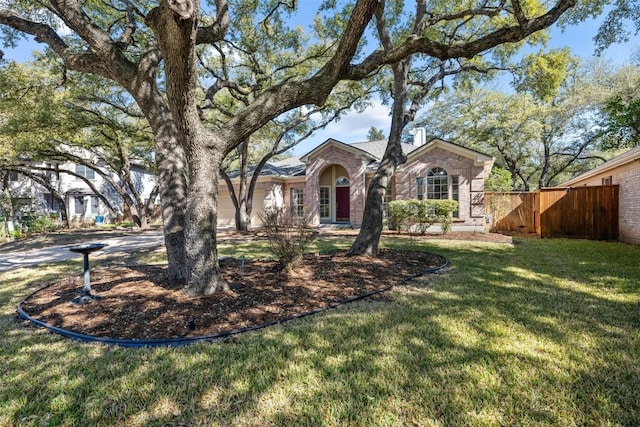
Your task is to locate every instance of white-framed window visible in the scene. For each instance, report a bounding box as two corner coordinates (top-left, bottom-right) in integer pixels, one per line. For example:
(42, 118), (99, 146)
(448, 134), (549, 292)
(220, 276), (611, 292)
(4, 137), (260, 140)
(74, 196), (86, 215)
(319, 186), (331, 219)
(451, 176), (459, 217)
(416, 177), (424, 200)
(75, 164), (95, 180)
(52, 197), (62, 213)
(426, 167), (460, 217)
(45, 163), (60, 181)
(290, 188), (304, 217)
(90, 196), (100, 215)
(602, 176), (613, 185)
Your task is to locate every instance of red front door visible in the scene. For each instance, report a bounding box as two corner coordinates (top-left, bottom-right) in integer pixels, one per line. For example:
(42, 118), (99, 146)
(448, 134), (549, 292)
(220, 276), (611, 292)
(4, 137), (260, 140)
(336, 187), (350, 222)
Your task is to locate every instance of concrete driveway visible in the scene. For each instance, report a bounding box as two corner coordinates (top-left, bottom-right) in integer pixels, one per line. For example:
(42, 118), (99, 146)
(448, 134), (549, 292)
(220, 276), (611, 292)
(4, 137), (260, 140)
(0, 230), (165, 272)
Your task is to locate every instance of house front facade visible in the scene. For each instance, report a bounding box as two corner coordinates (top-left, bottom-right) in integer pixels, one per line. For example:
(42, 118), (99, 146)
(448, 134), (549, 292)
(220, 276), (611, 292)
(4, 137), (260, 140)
(1, 160), (157, 226)
(221, 134), (495, 231)
(559, 145), (640, 245)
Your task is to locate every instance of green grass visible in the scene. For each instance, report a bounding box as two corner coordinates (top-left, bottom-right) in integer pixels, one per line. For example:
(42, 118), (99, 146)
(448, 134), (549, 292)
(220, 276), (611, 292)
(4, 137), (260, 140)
(1, 236), (639, 426)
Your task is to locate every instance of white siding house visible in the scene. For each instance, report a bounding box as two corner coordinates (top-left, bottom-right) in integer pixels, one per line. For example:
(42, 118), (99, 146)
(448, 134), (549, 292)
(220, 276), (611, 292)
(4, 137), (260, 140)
(2, 160), (157, 225)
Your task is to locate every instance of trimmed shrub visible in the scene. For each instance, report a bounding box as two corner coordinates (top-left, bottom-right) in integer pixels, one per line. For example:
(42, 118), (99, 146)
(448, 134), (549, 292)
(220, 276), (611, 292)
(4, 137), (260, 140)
(388, 200), (413, 231)
(388, 199), (459, 234)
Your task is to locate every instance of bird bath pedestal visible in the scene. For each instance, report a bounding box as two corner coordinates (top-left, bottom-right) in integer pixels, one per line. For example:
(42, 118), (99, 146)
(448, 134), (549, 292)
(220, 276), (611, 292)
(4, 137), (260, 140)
(69, 243), (107, 305)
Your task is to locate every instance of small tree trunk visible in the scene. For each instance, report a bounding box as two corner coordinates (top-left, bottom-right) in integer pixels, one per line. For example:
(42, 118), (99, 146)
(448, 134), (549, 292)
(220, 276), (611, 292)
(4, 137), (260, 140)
(235, 199), (250, 232)
(235, 140), (250, 232)
(348, 141), (406, 255)
(58, 199), (70, 228)
(349, 174), (386, 255)
(131, 203), (150, 229)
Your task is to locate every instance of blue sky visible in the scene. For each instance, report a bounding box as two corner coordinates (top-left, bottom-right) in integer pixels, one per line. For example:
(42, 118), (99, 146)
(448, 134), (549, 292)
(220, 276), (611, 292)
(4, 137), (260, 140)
(2, 6), (638, 156)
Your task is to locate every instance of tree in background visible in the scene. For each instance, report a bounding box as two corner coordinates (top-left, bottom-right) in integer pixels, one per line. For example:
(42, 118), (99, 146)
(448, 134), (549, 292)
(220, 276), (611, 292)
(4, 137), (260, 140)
(367, 126), (386, 141)
(419, 50), (616, 190)
(596, 60), (640, 150)
(485, 168), (515, 192)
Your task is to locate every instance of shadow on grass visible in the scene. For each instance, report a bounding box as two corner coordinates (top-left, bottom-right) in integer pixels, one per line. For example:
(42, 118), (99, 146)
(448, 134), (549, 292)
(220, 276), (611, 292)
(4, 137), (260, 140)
(1, 237), (639, 425)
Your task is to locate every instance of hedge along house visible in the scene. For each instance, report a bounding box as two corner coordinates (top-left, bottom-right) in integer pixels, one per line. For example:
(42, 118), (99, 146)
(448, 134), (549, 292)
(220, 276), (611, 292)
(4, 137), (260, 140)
(219, 131), (495, 230)
(559, 145), (640, 245)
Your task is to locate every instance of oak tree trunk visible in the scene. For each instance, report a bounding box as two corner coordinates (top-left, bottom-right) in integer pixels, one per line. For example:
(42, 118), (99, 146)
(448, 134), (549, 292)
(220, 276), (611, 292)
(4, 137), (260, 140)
(136, 97), (188, 281)
(148, 0), (228, 293)
(349, 59), (410, 255)
(184, 144), (229, 294)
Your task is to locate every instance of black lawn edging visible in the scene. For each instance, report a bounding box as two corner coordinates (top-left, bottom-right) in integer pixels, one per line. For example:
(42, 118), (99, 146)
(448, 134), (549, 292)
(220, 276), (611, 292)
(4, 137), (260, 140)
(16, 253), (449, 348)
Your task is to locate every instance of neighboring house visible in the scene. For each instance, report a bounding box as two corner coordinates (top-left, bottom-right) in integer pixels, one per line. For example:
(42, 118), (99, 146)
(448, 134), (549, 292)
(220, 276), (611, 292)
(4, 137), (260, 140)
(220, 132), (495, 230)
(1, 160), (157, 224)
(559, 145), (640, 245)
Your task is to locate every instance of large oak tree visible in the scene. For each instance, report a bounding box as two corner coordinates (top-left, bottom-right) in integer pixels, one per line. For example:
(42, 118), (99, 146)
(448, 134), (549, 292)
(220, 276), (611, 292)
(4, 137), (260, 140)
(0, 0), (610, 295)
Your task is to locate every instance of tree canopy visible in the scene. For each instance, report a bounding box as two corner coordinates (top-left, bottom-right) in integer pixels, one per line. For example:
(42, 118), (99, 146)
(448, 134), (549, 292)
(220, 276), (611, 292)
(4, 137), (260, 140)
(597, 62), (640, 150)
(417, 52), (640, 190)
(0, 0), (630, 295)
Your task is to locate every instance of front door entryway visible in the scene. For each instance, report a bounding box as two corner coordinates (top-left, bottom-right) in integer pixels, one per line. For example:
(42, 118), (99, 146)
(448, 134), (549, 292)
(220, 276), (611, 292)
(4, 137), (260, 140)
(335, 186), (350, 222)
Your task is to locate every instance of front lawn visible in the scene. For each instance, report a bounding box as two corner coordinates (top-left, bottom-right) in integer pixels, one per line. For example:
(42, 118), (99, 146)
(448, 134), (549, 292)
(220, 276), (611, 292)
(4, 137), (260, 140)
(1, 236), (638, 426)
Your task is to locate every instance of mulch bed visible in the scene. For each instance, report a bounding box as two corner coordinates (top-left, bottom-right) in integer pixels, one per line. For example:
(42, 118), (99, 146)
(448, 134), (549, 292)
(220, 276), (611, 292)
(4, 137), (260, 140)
(19, 249), (447, 341)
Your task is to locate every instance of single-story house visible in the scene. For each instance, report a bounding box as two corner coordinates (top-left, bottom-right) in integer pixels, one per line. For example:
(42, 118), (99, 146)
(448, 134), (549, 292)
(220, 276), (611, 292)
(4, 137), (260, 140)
(559, 145), (640, 244)
(219, 132), (495, 230)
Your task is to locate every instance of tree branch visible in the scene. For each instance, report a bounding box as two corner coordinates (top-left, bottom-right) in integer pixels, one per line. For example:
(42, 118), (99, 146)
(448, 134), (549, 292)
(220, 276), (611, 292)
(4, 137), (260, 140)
(346, 0), (577, 79)
(196, 0), (230, 44)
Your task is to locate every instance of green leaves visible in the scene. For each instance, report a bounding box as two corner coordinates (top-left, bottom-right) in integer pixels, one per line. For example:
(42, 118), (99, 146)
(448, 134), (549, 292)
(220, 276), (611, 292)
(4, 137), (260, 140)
(485, 167), (513, 192)
(515, 48), (578, 102)
(388, 199), (459, 234)
(0, 59), (154, 166)
(601, 95), (640, 149)
(367, 126), (385, 141)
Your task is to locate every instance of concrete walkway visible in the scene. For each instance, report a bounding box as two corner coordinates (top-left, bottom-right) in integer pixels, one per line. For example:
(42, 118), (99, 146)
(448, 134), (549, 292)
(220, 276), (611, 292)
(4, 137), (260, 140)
(0, 230), (165, 272)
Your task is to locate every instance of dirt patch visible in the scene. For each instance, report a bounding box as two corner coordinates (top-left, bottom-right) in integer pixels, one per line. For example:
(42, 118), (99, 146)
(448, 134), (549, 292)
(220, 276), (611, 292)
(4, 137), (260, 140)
(20, 249), (447, 341)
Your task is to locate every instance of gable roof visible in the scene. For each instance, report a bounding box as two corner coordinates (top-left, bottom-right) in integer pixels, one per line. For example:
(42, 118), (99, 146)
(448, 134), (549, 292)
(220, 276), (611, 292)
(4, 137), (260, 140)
(560, 145), (640, 186)
(227, 136), (494, 179)
(299, 138), (378, 163)
(350, 139), (421, 159)
(405, 137), (494, 167)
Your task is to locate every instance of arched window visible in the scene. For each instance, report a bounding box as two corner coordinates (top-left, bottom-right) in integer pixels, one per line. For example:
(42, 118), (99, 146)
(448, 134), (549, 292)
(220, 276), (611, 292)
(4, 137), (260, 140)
(426, 167), (448, 199)
(336, 176), (350, 186)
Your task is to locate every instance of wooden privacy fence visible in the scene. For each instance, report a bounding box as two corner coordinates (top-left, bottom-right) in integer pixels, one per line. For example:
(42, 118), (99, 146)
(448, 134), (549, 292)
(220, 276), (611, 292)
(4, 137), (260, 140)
(485, 185), (619, 241)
